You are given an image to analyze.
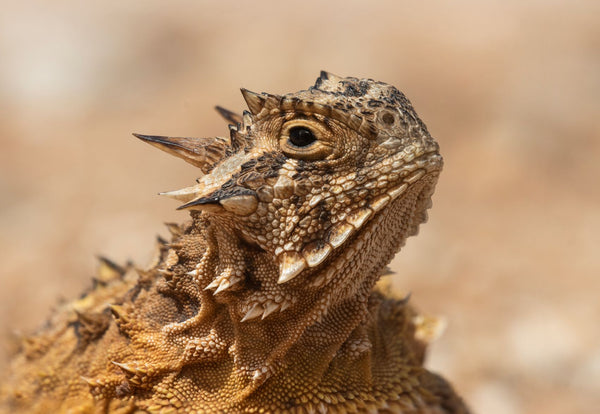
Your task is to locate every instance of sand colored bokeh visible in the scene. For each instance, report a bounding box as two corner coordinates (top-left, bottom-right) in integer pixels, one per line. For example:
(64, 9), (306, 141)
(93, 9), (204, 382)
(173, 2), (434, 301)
(1, 1), (598, 413)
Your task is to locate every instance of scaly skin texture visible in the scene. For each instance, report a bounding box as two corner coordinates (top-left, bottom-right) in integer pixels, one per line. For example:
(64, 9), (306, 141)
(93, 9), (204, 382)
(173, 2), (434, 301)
(0, 72), (469, 413)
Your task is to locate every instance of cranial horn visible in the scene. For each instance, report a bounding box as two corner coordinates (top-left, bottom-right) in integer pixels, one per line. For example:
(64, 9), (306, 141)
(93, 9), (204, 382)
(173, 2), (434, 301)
(320, 70), (344, 82)
(240, 89), (266, 115)
(241, 89), (284, 115)
(314, 70), (345, 89)
(215, 106), (242, 125)
(133, 133), (228, 174)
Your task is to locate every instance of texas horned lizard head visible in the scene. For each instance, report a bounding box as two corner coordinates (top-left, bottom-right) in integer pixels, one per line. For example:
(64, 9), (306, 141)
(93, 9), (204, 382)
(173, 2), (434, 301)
(137, 70), (440, 288)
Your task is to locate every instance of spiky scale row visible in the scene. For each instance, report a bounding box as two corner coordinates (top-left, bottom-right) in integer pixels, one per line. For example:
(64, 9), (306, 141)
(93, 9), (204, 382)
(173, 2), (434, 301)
(95, 256), (127, 282)
(240, 303), (263, 322)
(240, 295), (294, 322)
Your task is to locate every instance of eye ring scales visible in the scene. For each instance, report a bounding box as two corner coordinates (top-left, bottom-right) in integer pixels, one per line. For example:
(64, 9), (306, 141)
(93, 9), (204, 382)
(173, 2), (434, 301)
(279, 120), (334, 161)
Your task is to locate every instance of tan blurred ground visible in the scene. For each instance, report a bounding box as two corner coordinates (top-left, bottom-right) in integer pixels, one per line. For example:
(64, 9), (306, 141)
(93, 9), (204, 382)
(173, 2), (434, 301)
(1, 1), (598, 413)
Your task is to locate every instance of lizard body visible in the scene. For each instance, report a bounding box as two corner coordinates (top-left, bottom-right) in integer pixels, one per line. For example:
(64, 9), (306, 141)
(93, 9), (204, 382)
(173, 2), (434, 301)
(1, 72), (468, 413)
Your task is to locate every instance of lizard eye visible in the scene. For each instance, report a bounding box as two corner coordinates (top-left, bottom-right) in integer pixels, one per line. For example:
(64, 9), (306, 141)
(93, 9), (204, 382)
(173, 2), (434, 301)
(280, 120), (334, 161)
(288, 127), (316, 148)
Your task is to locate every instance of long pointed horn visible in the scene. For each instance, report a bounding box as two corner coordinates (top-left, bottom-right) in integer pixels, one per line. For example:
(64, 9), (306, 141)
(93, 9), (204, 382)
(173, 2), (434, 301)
(215, 106), (242, 125)
(240, 89), (266, 115)
(133, 133), (228, 174)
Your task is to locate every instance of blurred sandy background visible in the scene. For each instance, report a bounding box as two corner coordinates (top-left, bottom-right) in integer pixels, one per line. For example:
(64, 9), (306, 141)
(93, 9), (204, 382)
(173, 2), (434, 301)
(1, 1), (598, 413)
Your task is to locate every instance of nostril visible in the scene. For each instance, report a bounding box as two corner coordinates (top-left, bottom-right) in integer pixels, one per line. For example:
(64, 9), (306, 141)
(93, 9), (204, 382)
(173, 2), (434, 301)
(382, 112), (395, 125)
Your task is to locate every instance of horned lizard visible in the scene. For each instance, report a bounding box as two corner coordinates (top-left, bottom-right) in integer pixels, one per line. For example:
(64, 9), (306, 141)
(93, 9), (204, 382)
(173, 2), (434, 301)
(0, 72), (469, 413)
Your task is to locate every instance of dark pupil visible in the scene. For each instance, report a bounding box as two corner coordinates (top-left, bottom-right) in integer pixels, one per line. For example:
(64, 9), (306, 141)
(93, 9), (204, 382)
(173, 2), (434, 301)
(288, 127), (316, 147)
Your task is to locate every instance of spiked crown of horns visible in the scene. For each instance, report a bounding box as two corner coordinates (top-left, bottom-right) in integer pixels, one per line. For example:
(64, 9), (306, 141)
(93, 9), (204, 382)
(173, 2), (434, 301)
(135, 71), (441, 285)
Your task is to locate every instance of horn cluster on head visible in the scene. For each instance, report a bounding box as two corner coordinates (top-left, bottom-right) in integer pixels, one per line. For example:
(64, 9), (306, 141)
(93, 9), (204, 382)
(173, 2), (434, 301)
(133, 133), (230, 174)
(240, 88), (282, 116)
(134, 71), (442, 288)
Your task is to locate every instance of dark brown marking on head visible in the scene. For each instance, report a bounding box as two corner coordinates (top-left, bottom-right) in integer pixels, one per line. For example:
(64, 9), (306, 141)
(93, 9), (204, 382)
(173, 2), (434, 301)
(240, 158), (258, 173)
(341, 80), (370, 97)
